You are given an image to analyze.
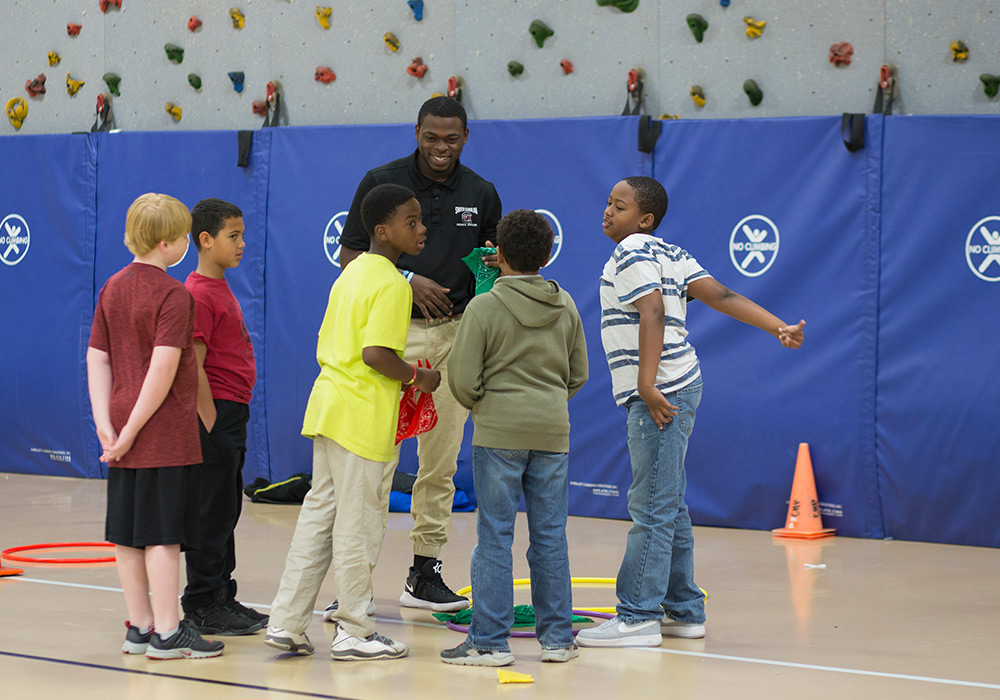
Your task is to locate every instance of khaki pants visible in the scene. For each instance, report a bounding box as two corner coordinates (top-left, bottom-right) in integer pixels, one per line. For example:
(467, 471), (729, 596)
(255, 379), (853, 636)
(386, 316), (469, 558)
(269, 435), (394, 638)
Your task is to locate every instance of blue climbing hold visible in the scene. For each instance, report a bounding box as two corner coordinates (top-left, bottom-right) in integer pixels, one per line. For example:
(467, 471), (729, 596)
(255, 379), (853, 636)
(720, 0), (730, 6)
(228, 71), (245, 93)
(408, 0), (424, 21)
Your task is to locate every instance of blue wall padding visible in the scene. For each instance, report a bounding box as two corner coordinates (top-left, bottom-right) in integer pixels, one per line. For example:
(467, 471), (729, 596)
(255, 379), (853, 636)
(1, 114), (998, 547)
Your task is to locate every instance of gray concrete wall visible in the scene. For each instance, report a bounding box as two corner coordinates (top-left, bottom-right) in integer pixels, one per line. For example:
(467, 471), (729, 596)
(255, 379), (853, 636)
(2, 0), (998, 135)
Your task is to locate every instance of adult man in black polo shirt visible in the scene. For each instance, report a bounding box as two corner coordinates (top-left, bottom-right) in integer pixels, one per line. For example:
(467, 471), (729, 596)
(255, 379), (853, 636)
(335, 97), (502, 612)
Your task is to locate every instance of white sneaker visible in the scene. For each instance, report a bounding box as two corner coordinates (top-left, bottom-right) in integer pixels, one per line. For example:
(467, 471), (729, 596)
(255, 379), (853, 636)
(323, 598), (376, 621)
(575, 616), (662, 648)
(540, 643), (580, 662)
(330, 627), (408, 661)
(263, 626), (315, 655)
(661, 616), (705, 639)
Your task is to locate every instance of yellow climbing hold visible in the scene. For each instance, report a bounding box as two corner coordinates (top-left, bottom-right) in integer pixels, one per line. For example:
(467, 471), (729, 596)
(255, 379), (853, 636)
(497, 670), (534, 684)
(690, 85), (706, 107)
(384, 32), (399, 52)
(949, 40), (969, 62)
(229, 7), (245, 29)
(743, 16), (766, 39)
(430, 91), (445, 98)
(66, 73), (85, 96)
(315, 6), (332, 30)
(47, 51), (61, 66)
(659, 114), (681, 120)
(5, 97), (28, 130)
(165, 102), (182, 121)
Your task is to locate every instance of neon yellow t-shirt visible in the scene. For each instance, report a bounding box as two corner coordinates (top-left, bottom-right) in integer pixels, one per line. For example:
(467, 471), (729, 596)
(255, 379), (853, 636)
(302, 253), (412, 462)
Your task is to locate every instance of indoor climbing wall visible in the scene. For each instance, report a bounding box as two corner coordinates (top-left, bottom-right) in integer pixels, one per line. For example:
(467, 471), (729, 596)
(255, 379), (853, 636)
(2, 0), (998, 135)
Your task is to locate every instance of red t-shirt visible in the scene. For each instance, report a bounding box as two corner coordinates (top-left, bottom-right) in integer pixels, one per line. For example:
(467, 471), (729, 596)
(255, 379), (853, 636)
(88, 263), (201, 468)
(184, 272), (256, 404)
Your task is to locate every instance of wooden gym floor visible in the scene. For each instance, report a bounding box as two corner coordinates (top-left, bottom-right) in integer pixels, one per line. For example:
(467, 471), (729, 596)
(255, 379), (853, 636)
(1, 471), (998, 700)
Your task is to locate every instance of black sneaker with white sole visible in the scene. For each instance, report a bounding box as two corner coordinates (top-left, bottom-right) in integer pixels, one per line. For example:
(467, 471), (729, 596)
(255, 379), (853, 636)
(121, 621), (151, 654)
(398, 558), (470, 612)
(145, 621), (225, 660)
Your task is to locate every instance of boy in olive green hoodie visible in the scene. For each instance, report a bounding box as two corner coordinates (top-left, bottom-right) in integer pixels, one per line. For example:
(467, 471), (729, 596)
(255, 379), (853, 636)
(441, 209), (588, 667)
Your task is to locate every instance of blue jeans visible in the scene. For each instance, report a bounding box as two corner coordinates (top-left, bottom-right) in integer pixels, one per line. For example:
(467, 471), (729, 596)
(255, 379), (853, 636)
(467, 447), (573, 651)
(616, 380), (705, 625)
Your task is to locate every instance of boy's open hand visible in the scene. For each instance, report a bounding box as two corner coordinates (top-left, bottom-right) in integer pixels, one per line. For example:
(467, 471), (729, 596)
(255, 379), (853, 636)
(638, 386), (679, 430)
(411, 274), (453, 320)
(413, 368), (441, 393)
(777, 319), (806, 348)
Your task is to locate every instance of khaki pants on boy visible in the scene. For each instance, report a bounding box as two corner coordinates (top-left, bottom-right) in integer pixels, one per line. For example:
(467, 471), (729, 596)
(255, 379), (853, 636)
(269, 435), (394, 639)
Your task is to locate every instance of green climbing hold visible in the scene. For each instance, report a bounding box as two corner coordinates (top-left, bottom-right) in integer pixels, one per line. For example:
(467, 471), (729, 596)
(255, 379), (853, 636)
(164, 43), (184, 64)
(188, 73), (202, 90)
(529, 20), (554, 48)
(507, 61), (524, 77)
(743, 79), (763, 106)
(980, 74), (1000, 98)
(686, 14), (708, 43)
(102, 72), (121, 96)
(596, 0), (640, 12)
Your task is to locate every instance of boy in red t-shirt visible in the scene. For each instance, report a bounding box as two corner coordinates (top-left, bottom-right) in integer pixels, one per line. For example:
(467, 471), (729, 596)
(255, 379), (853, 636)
(180, 198), (266, 635)
(88, 193), (224, 659)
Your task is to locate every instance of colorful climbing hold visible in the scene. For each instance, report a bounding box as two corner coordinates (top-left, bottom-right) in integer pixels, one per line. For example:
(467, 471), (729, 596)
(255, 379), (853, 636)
(829, 42), (853, 67)
(102, 72), (121, 96)
(384, 32), (400, 52)
(529, 20), (554, 48)
(230, 7), (245, 29)
(315, 66), (336, 83)
(743, 79), (762, 106)
(690, 85), (706, 107)
(252, 100), (267, 116)
(659, 114), (680, 120)
(720, 0), (730, 6)
(315, 6), (332, 30)
(981, 74), (1000, 98)
(99, 0), (122, 13)
(408, 0), (424, 22)
(188, 16), (202, 32)
(5, 97), (28, 130)
(743, 16), (766, 39)
(165, 102), (182, 121)
(67, 23), (82, 36)
(595, 0), (639, 12)
(47, 51), (61, 66)
(66, 73), (85, 96)
(164, 44), (184, 64)
(507, 61), (524, 77)
(447, 75), (463, 103)
(24, 74), (47, 97)
(950, 40), (969, 62)
(560, 59), (574, 75)
(407, 57), (428, 78)
(228, 71), (246, 92)
(686, 14), (708, 43)
(188, 73), (202, 90)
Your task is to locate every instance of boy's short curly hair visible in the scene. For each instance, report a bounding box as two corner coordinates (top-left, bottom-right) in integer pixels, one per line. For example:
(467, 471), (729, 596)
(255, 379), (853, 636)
(360, 184), (417, 239)
(124, 193), (192, 255)
(624, 176), (669, 231)
(496, 209), (553, 273)
(417, 96), (467, 130)
(191, 198), (243, 250)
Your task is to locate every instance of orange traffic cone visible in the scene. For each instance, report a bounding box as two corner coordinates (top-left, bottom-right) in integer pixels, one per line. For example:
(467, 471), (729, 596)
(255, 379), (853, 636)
(772, 443), (835, 539)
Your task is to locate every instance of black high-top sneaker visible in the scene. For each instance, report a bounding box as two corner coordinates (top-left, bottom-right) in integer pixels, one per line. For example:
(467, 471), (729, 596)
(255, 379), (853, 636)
(398, 558), (470, 612)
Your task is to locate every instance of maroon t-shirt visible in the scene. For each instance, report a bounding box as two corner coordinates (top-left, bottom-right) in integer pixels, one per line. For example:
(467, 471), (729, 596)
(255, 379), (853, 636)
(184, 272), (256, 404)
(88, 263), (201, 469)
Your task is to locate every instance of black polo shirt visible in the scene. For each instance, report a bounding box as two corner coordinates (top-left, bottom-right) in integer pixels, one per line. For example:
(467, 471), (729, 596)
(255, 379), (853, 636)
(339, 151), (502, 318)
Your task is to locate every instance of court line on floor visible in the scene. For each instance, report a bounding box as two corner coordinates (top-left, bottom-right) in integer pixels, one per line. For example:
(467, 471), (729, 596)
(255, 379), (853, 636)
(0, 650), (355, 700)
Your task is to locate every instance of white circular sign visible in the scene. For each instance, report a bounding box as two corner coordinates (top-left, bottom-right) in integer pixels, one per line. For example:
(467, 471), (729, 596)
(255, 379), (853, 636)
(324, 211), (349, 267)
(729, 214), (779, 277)
(965, 215), (1000, 282)
(535, 209), (563, 268)
(0, 214), (30, 266)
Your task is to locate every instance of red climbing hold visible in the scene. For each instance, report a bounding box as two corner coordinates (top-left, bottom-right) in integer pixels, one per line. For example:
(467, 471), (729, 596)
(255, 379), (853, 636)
(99, 0), (122, 13)
(252, 100), (267, 116)
(447, 76), (459, 97)
(67, 23), (82, 36)
(560, 59), (574, 75)
(628, 69), (640, 93)
(829, 42), (854, 67)
(25, 74), (47, 97)
(407, 57), (428, 78)
(188, 16), (202, 31)
(315, 66), (336, 83)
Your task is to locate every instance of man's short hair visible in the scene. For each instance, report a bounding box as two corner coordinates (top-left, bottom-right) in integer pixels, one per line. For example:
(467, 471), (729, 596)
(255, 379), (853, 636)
(124, 193), (192, 255)
(417, 96), (468, 130)
(496, 209), (553, 273)
(624, 176), (669, 231)
(360, 184), (417, 239)
(190, 198), (243, 250)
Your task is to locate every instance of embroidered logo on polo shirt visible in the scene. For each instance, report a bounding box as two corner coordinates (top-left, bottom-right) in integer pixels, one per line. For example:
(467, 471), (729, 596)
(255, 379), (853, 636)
(456, 206), (478, 228)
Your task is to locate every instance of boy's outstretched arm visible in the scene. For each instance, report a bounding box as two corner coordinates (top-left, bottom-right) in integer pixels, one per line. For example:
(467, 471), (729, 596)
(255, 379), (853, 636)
(633, 291), (679, 430)
(362, 346), (441, 393)
(687, 277), (805, 348)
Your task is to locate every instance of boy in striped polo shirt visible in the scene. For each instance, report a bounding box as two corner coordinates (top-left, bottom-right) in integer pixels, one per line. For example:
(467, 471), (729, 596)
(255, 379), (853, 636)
(577, 177), (805, 648)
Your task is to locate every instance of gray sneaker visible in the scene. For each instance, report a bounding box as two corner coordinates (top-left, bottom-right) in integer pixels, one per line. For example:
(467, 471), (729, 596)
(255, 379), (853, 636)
(331, 627), (408, 661)
(440, 641), (515, 667)
(263, 625), (315, 655)
(540, 643), (579, 663)
(121, 622), (151, 654)
(661, 616), (705, 638)
(145, 621), (225, 659)
(575, 616), (662, 648)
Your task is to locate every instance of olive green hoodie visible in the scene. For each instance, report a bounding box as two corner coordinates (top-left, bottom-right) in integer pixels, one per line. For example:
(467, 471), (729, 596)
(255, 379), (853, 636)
(447, 275), (588, 452)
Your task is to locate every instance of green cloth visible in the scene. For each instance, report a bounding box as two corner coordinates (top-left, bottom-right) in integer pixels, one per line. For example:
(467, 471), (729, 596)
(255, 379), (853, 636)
(460, 247), (499, 295)
(434, 604), (593, 627)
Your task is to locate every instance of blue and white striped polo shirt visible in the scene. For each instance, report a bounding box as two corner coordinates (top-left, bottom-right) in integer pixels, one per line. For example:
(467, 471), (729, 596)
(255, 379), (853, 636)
(599, 234), (711, 406)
